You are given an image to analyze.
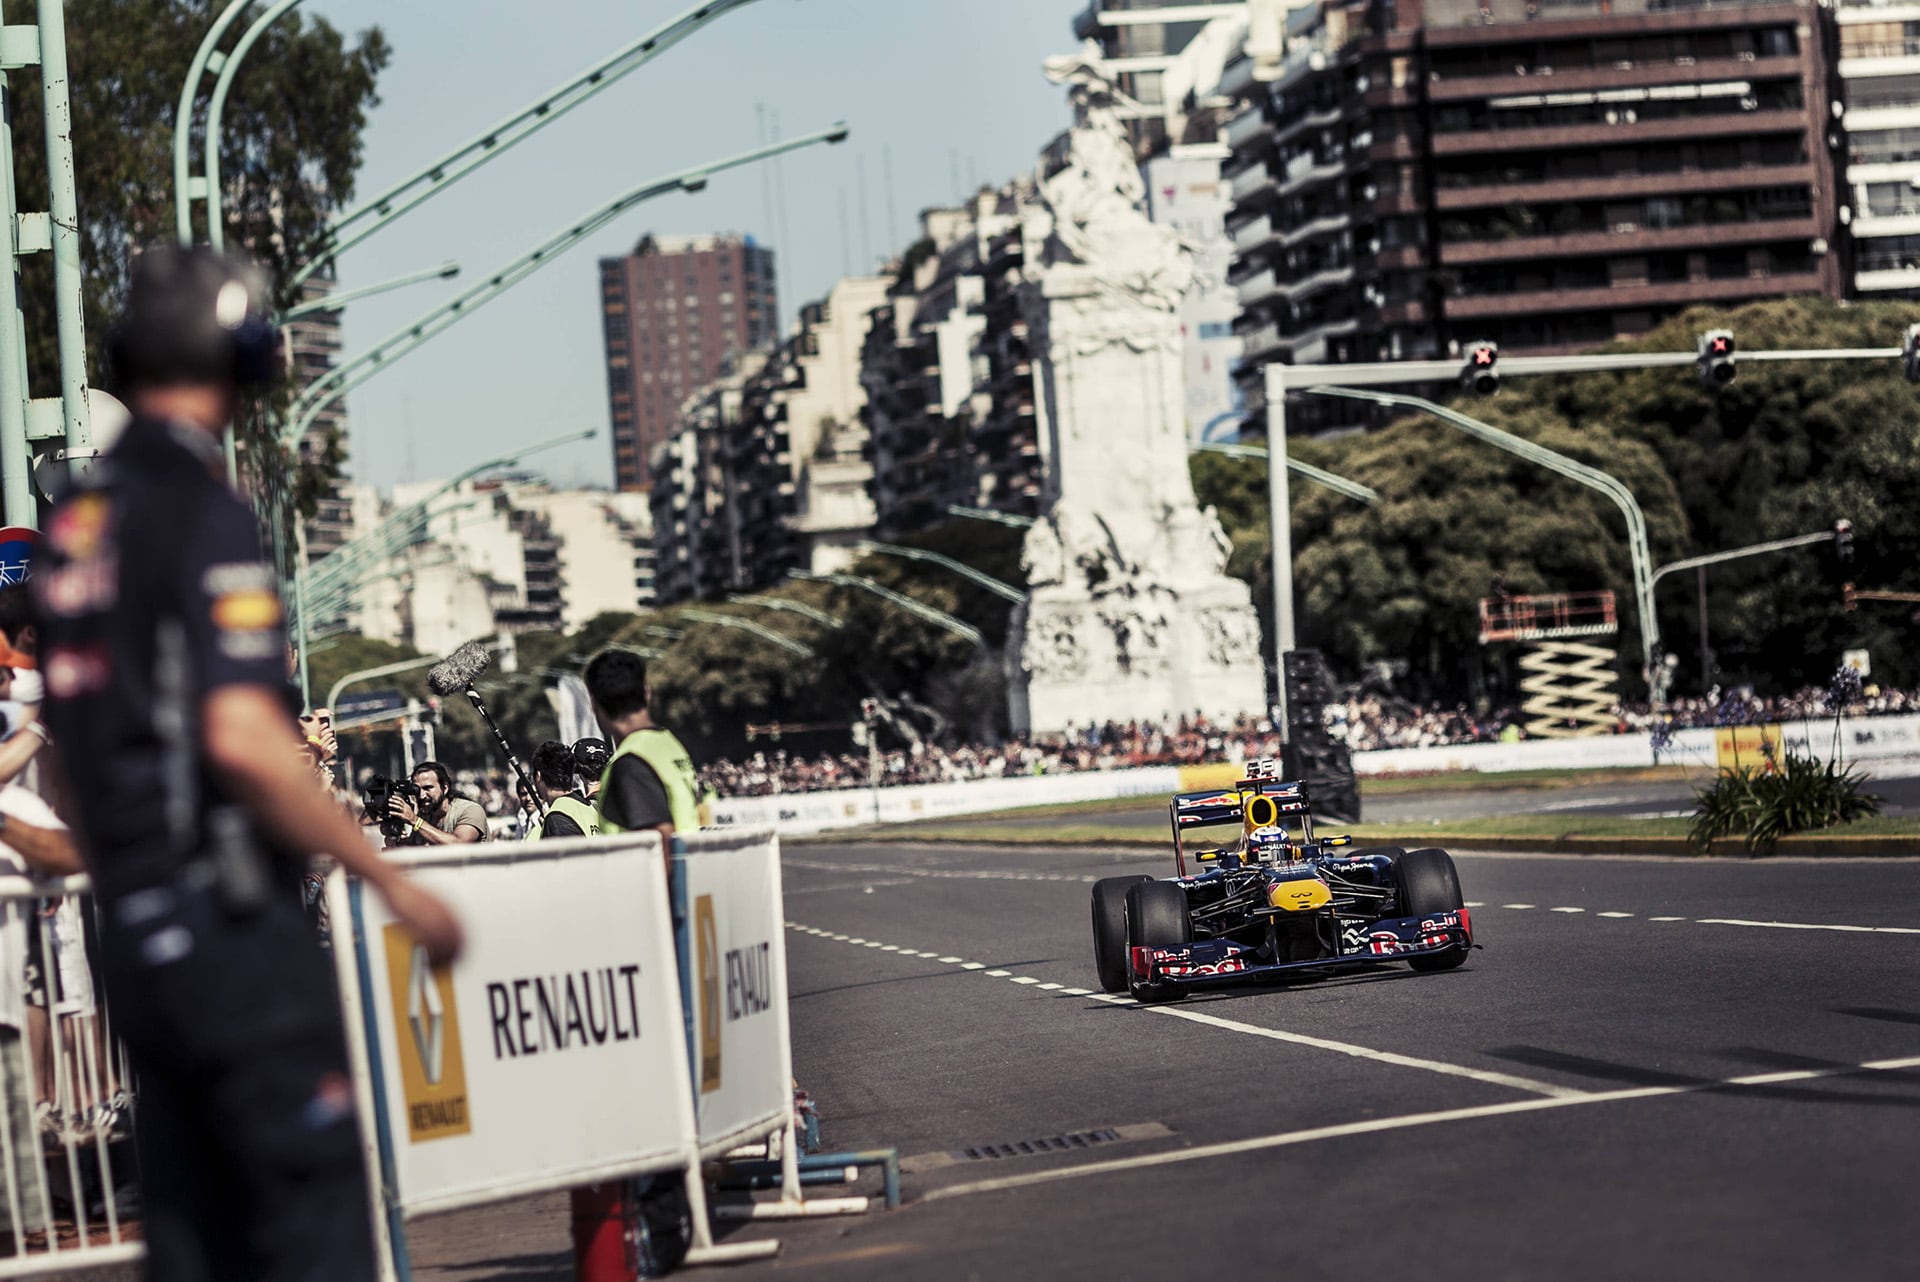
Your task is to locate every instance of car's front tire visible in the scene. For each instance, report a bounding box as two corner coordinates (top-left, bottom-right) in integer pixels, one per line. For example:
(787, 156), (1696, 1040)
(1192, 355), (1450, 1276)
(1091, 875), (1152, 992)
(1125, 880), (1193, 1003)
(1393, 847), (1470, 973)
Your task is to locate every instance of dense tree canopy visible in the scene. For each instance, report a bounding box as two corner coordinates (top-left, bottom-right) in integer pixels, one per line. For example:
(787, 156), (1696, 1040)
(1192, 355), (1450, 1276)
(1198, 298), (1919, 703)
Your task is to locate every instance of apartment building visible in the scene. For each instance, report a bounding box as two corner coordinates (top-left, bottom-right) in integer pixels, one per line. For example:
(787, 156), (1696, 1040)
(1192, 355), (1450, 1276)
(1837, 0), (1920, 293)
(598, 233), (778, 491)
(864, 189), (1047, 539)
(1223, 0), (1844, 405)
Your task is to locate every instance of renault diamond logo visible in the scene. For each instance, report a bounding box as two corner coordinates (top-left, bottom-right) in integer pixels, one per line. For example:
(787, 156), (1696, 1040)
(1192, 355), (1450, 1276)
(383, 924), (471, 1142)
(407, 944), (447, 1086)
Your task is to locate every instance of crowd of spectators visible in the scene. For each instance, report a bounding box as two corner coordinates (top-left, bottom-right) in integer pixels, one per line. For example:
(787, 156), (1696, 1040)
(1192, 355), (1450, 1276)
(688, 681), (1920, 798)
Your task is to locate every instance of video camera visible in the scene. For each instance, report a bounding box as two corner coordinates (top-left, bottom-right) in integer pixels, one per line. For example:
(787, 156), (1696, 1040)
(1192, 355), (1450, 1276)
(360, 776), (424, 842)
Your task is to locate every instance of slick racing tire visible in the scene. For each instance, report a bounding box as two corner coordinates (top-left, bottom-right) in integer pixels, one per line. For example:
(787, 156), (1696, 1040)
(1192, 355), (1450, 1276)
(1393, 847), (1470, 973)
(1125, 880), (1193, 1003)
(1092, 876), (1152, 993)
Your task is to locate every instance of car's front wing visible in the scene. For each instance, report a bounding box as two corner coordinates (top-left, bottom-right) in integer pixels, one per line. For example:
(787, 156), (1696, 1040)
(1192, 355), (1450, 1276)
(1130, 909), (1472, 989)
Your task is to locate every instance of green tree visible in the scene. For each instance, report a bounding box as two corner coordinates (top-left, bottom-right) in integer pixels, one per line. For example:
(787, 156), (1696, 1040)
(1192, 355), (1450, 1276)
(6, 0), (388, 502)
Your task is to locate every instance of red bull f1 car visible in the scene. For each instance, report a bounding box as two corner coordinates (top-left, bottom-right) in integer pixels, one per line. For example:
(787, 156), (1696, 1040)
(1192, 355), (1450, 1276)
(1090, 761), (1475, 1002)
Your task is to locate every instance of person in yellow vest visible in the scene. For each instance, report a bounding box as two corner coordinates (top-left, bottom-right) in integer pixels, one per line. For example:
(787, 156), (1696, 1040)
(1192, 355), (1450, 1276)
(524, 740), (600, 841)
(584, 650), (700, 851)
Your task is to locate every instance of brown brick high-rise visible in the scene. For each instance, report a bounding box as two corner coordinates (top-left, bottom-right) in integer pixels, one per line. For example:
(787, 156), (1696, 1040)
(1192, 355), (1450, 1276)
(598, 233), (778, 491)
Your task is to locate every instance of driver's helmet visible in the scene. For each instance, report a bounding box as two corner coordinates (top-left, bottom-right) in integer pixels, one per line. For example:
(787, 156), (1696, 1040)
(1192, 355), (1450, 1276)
(1244, 824), (1294, 860)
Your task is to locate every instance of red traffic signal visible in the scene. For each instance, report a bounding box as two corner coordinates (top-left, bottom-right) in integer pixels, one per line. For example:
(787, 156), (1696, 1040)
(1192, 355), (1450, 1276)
(1460, 341), (1499, 396)
(1697, 329), (1736, 387)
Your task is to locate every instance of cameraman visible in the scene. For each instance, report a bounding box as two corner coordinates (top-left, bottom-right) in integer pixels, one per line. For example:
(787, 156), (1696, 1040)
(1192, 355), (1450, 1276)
(387, 761), (486, 846)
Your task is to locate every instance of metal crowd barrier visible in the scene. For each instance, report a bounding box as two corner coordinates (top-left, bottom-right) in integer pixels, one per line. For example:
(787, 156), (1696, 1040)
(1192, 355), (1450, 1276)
(0, 873), (140, 1278)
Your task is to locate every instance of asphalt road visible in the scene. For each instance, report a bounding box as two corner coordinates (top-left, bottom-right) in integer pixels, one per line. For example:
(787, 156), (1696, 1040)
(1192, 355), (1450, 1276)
(741, 841), (1920, 1281)
(404, 839), (1920, 1282)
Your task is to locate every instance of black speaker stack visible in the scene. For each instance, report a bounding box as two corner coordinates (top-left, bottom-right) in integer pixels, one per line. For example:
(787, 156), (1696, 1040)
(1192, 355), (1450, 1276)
(1280, 649), (1361, 823)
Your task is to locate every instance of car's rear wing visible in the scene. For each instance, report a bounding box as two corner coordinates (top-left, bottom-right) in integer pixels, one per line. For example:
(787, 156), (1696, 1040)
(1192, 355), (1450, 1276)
(1168, 776), (1314, 874)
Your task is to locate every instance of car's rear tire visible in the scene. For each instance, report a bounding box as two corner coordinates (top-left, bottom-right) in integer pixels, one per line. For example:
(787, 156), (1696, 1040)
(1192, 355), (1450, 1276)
(1393, 847), (1469, 973)
(1091, 875), (1152, 992)
(1125, 881), (1193, 1003)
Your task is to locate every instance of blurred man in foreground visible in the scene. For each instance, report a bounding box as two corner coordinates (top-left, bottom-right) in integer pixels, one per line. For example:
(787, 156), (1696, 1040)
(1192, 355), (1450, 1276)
(33, 245), (461, 1282)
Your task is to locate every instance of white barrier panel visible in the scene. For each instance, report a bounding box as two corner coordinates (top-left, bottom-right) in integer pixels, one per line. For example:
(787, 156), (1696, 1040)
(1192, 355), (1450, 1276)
(337, 835), (698, 1221)
(679, 830), (792, 1159)
(710, 766), (1183, 834)
(707, 713), (1920, 835)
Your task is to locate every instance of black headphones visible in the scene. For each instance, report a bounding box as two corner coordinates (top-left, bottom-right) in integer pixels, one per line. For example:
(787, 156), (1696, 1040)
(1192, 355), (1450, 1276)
(107, 245), (281, 392)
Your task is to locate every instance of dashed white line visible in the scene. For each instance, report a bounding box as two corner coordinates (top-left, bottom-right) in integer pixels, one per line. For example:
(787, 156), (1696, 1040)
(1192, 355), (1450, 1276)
(1649, 917), (1686, 923)
(1597, 912), (1634, 919)
(938, 956), (964, 964)
(1501, 904), (1535, 910)
(1696, 918), (1920, 936)
(1037, 983), (1065, 991)
(785, 920), (1573, 1099)
(1550, 907), (1585, 914)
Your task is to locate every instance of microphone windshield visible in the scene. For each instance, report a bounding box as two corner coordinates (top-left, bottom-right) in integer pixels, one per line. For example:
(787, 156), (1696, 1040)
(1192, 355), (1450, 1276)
(426, 641), (492, 696)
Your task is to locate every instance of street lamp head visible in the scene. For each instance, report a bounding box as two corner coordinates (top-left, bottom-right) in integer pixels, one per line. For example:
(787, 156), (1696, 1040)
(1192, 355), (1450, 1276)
(825, 123), (851, 145)
(680, 174), (709, 193)
(437, 261), (461, 279)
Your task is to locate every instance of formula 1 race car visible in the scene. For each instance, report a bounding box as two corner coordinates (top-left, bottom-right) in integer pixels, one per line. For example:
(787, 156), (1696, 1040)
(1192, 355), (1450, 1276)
(1090, 760), (1475, 1002)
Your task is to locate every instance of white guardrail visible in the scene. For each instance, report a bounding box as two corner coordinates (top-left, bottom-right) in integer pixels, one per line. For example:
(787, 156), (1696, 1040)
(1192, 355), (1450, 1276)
(709, 713), (1920, 835)
(0, 873), (139, 1279)
(332, 826), (819, 1279)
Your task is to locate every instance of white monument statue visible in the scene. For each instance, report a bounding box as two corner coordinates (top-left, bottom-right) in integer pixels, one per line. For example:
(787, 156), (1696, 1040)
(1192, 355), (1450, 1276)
(1007, 43), (1267, 735)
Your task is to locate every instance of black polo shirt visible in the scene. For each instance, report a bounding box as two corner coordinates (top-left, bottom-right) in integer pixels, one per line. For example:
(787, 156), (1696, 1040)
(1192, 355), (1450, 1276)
(35, 416), (291, 897)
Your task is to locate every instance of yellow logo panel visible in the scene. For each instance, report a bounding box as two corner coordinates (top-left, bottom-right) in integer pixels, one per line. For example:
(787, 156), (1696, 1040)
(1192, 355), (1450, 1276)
(382, 925), (472, 1143)
(695, 894), (722, 1094)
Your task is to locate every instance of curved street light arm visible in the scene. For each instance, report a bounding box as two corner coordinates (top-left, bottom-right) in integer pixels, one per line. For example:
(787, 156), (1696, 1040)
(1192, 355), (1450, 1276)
(279, 125), (849, 451)
(1192, 442), (1379, 505)
(680, 608), (816, 659)
(727, 594), (845, 629)
(173, 0), (255, 243)
(792, 572), (985, 648)
(281, 261), (460, 321)
(1309, 386), (1659, 678)
(203, 0), (303, 253)
(855, 541), (1025, 603)
(1650, 531), (1835, 590)
(289, 0), (773, 289)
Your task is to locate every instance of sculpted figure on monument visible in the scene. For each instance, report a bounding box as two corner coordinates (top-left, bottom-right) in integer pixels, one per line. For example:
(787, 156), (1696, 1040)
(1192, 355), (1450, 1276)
(1039, 40), (1194, 312)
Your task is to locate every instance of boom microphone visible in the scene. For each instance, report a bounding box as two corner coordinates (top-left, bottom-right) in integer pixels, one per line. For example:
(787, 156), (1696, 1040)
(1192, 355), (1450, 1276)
(426, 639), (546, 823)
(427, 641), (492, 696)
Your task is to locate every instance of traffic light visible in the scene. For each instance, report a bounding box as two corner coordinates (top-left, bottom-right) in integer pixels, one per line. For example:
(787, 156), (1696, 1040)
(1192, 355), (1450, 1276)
(1904, 324), (1920, 384)
(1833, 518), (1854, 563)
(1696, 329), (1736, 388)
(1460, 341), (1499, 396)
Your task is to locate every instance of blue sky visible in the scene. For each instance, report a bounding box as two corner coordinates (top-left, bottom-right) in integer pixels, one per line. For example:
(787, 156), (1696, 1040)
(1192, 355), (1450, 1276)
(307, 0), (1087, 490)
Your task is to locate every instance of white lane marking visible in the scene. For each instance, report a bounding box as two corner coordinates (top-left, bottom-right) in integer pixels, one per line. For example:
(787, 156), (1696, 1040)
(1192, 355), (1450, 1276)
(880, 944), (900, 952)
(1144, 1004), (1580, 1099)
(921, 1056), (1920, 1203)
(1649, 917), (1686, 923)
(1696, 918), (1920, 936)
(847, 937), (866, 944)
(1598, 912), (1634, 919)
(786, 922), (1572, 1098)
(938, 956), (964, 964)
(1464, 901), (1486, 907)
(1501, 904), (1535, 910)
(1060, 987), (1092, 997)
(1037, 983), (1065, 991)
(1550, 907), (1585, 914)
(863, 941), (884, 948)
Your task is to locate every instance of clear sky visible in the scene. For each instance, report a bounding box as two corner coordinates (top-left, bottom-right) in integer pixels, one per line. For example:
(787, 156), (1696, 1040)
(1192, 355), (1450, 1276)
(308, 0), (1088, 491)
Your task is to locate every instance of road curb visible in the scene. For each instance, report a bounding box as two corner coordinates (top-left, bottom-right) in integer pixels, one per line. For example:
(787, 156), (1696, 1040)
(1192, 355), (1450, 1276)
(790, 830), (1920, 858)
